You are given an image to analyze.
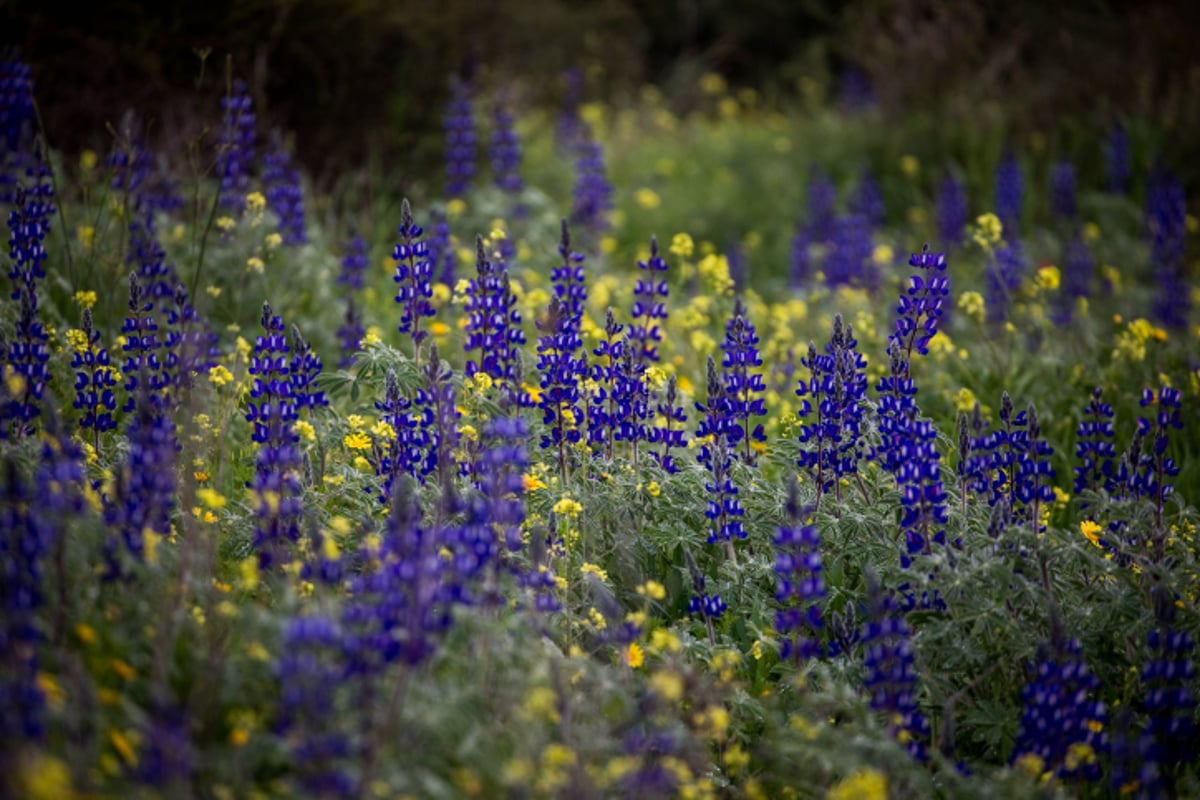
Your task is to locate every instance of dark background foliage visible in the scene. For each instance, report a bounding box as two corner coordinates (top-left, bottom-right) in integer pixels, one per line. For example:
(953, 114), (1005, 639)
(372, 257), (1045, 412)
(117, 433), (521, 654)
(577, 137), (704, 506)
(5, 0), (1200, 186)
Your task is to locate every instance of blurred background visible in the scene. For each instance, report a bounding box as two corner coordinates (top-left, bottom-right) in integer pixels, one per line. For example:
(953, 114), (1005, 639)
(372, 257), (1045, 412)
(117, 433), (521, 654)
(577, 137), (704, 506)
(5, 0), (1200, 190)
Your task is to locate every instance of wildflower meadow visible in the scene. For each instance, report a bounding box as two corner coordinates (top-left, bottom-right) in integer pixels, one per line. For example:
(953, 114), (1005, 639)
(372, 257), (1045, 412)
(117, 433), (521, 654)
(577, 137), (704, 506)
(1, 29), (1199, 800)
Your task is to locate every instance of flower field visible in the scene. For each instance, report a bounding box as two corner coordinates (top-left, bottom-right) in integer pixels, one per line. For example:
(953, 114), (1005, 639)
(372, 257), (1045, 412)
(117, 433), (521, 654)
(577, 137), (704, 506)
(2, 52), (1198, 799)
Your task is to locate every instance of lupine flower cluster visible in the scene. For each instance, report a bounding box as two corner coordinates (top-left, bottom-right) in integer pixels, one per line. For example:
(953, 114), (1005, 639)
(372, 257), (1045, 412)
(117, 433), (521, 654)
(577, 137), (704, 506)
(797, 315), (867, 505)
(994, 149), (1023, 234)
(628, 235), (668, 367)
(336, 235), (368, 367)
(262, 133), (307, 245)
(860, 574), (929, 761)
(1012, 636), (1106, 782)
(1145, 167), (1189, 328)
(246, 303), (305, 567)
(537, 295), (586, 467)
(962, 393), (1056, 527)
(890, 245), (949, 359)
(721, 297), (767, 463)
(1105, 124), (1131, 195)
(586, 309), (623, 457)
(570, 136), (613, 242)
(1057, 233), (1092, 321)
(937, 172), (968, 245)
(102, 391), (176, 576)
(823, 213), (875, 290)
(984, 240), (1025, 323)
(443, 77), (476, 198)
(393, 199), (436, 353)
(120, 273), (168, 413)
(71, 308), (118, 439)
(463, 236), (525, 383)
(894, 406), (950, 564)
(851, 169), (885, 229)
(277, 615), (356, 796)
(1141, 595), (1197, 789)
(774, 486), (824, 661)
(428, 209), (456, 286)
(490, 98), (523, 196)
(1133, 385), (1183, 532)
(373, 368), (433, 502)
(648, 373), (687, 474)
(0, 53), (36, 205)
(217, 80), (256, 213)
(1049, 160), (1077, 221)
(1072, 387), (1117, 496)
(4, 183), (54, 436)
(108, 115), (183, 229)
(695, 357), (746, 560)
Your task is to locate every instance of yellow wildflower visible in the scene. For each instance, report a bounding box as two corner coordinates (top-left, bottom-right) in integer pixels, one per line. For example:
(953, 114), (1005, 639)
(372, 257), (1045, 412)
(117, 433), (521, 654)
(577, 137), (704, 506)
(637, 580), (666, 600)
(958, 291), (985, 323)
(635, 187), (661, 209)
(293, 420), (316, 442)
(246, 192), (266, 214)
(344, 431), (371, 451)
(649, 670), (684, 703)
(446, 198), (467, 218)
(827, 768), (887, 800)
(522, 473), (547, 492)
(625, 642), (645, 668)
(699, 72), (727, 95)
(669, 232), (694, 259)
(1081, 520), (1103, 549)
(246, 257), (265, 274)
(1036, 265), (1060, 291)
(208, 365), (234, 386)
(264, 232), (283, 250)
(553, 497), (583, 517)
(580, 562), (608, 581)
(110, 729), (139, 767)
(216, 216), (236, 233)
(74, 289), (98, 308)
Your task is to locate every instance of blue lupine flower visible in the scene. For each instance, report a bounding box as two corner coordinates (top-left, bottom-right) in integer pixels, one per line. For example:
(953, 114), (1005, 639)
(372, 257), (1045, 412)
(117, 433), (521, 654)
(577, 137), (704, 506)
(4, 183), (54, 437)
(824, 213), (876, 291)
(1, 442), (71, 742)
(648, 373), (686, 474)
(120, 272), (168, 413)
(343, 478), (452, 676)
(1057, 233), (1092, 322)
(0, 52), (34, 152)
(774, 486), (824, 661)
(851, 169), (886, 229)
(798, 315), (868, 506)
(1133, 385), (1183, 535)
(1050, 160), (1077, 220)
(103, 390), (176, 576)
(586, 309), (623, 458)
(839, 67), (876, 111)
(556, 68), (584, 152)
(0, 53), (36, 206)
(860, 573), (929, 761)
(217, 80), (256, 213)
(629, 235), (669, 367)
(789, 224), (812, 288)
(571, 136), (613, 244)
(72, 308), (118, 438)
(421, 343), (459, 485)
(687, 566), (728, 644)
(994, 148), (1023, 235)
(373, 367), (434, 503)
(610, 341), (650, 461)
(428, 209), (456, 286)
(262, 133), (307, 245)
(937, 171), (968, 245)
(246, 302), (304, 567)
(721, 297), (767, 464)
(696, 356), (745, 560)
(463, 235), (525, 383)
(335, 235), (368, 368)
(126, 220), (179, 306)
(1013, 636), (1106, 782)
(490, 97), (523, 196)
(985, 240), (1025, 323)
(108, 114), (184, 230)
(895, 406), (950, 564)
(536, 295), (586, 470)
(1145, 167), (1189, 328)
(871, 348), (918, 481)
(289, 324), (328, 414)
(890, 245), (949, 359)
(1142, 595), (1197, 783)
(135, 703), (193, 788)
(1105, 124), (1131, 195)
(393, 198), (436, 352)
(277, 615), (356, 796)
(444, 77), (476, 198)
(1073, 388), (1117, 497)
(806, 166), (838, 243)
